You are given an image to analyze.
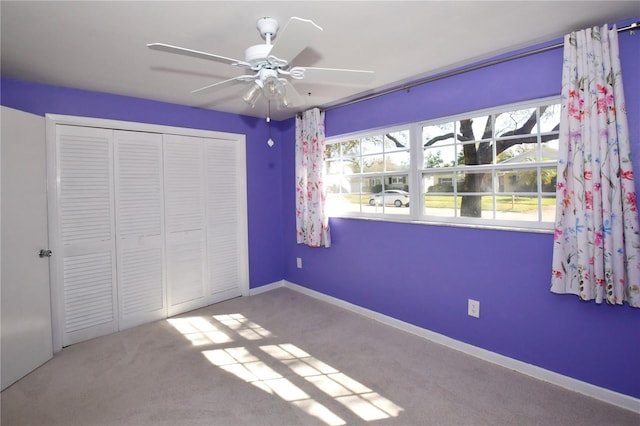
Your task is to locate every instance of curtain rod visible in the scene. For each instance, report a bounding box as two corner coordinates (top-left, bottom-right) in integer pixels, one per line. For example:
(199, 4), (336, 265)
(324, 21), (639, 112)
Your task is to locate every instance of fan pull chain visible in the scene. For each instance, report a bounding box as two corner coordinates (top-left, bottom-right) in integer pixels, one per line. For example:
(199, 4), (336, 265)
(267, 101), (274, 147)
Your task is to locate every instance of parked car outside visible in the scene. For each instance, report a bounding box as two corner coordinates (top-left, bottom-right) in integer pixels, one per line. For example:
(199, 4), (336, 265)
(368, 190), (410, 207)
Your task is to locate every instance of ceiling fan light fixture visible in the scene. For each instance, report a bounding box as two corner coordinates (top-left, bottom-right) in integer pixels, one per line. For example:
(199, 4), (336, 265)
(275, 92), (289, 110)
(262, 75), (285, 100)
(243, 82), (262, 107)
(260, 70), (288, 110)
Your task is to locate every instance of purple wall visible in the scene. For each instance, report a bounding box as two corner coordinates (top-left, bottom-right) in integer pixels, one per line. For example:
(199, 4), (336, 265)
(283, 27), (640, 399)
(0, 78), (285, 288)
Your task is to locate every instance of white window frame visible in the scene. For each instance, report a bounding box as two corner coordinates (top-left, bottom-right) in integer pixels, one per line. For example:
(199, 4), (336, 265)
(325, 96), (560, 232)
(325, 124), (413, 218)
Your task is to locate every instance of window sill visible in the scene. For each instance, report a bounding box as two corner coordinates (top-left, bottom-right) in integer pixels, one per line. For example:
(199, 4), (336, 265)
(328, 214), (554, 234)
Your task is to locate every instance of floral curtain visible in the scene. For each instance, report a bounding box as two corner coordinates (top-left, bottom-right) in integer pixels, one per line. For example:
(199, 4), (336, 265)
(551, 24), (640, 307)
(295, 108), (331, 247)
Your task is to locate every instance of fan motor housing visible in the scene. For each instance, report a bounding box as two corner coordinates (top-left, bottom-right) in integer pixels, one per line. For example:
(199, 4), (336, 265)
(245, 44), (274, 68)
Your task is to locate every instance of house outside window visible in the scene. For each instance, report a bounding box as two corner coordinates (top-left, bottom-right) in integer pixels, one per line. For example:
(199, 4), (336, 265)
(326, 97), (560, 231)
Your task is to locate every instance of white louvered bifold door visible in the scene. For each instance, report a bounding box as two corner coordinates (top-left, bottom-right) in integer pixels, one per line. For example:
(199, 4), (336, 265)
(55, 125), (118, 347)
(205, 139), (246, 303)
(49, 119), (248, 349)
(164, 134), (208, 316)
(114, 130), (166, 329)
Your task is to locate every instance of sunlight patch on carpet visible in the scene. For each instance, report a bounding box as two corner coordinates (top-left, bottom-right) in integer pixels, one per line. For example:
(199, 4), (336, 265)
(202, 346), (346, 425)
(166, 317), (232, 345)
(260, 343), (403, 421)
(212, 313), (273, 340)
(172, 312), (401, 424)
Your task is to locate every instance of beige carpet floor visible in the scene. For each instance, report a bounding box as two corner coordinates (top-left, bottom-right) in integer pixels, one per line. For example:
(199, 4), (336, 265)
(2, 287), (639, 425)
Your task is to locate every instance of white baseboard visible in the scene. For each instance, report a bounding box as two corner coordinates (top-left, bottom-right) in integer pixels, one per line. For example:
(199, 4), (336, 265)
(279, 280), (639, 414)
(248, 280), (285, 296)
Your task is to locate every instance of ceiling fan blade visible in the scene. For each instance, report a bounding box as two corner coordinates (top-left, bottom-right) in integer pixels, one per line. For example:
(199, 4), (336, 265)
(291, 67), (375, 85)
(148, 43), (251, 67)
(191, 75), (256, 94)
(268, 17), (323, 64)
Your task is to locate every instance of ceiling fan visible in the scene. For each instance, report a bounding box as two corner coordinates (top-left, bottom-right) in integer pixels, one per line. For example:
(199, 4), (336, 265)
(147, 16), (375, 113)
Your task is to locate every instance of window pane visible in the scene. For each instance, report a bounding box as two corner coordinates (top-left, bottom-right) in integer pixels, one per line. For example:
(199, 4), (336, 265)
(385, 175), (408, 193)
(341, 157), (361, 174)
(326, 173), (344, 197)
(366, 181), (410, 215)
(423, 122), (454, 145)
(457, 115), (491, 141)
(541, 166), (558, 193)
(326, 177), (359, 215)
(326, 191), (346, 215)
(494, 108), (536, 137)
(494, 195), (540, 222)
(361, 135), (384, 155)
(424, 145), (457, 168)
(540, 104), (561, 133)
(541, 136), (559, 162)
(459, 141), (494, 166)
(497, 144), (539, 164)
(423, 172), (455, 193)
(326, 160), (343, 175)
(362, 154), (384, 173)
(386, 151), (410, 171)
(385, 195), (411, 214)
(496, 168), (538, 194)
(385, 130), (410, 152)
(541, 195), (556, 222)
(342, 139), (360, 156)
(363, 176), (383, 194)
(326, 143), (341, 160)
(457, 194), (494, 219)
(457, 171), (493, 193)
(341, 176), (365, 213)
(424, 194), (457, 217)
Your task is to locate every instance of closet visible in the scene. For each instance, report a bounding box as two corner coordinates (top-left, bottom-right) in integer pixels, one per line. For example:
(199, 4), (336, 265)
(47, 116), (248, 350)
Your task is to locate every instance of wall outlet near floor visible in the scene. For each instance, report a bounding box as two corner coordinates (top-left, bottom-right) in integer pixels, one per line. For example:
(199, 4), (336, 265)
(468, 299), (480, 318)
(296, 257), (303, 269)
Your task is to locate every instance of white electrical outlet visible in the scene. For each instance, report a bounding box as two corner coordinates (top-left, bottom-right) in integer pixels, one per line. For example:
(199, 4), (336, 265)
(468, 299), (480, 318)
(296, 257), (303, 269)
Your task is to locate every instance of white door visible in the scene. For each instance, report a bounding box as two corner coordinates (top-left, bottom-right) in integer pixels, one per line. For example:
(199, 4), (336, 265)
(45, 115), (249, 347)
(114, 130), (166, 329)
(1, 107), (53, 390)
(205, 138), (247, 302)
(164, 134), (207, 316)
(50, 125), (118, 347)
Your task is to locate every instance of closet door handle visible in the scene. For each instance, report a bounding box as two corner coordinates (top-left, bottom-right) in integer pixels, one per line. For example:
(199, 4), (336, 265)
(39, 249), (53, 258)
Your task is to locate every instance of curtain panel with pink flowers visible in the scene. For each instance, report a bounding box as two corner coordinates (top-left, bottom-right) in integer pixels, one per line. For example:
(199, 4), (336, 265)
(295, 108), (331, 247)
(551, 24), (640, 307)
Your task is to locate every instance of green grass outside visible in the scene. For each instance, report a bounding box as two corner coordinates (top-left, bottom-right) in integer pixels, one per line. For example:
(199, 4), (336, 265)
(340, 194), (555, 213)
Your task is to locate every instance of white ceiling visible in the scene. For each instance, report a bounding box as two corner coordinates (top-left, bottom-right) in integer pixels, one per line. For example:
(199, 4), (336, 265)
(2, 1), (638, 121)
